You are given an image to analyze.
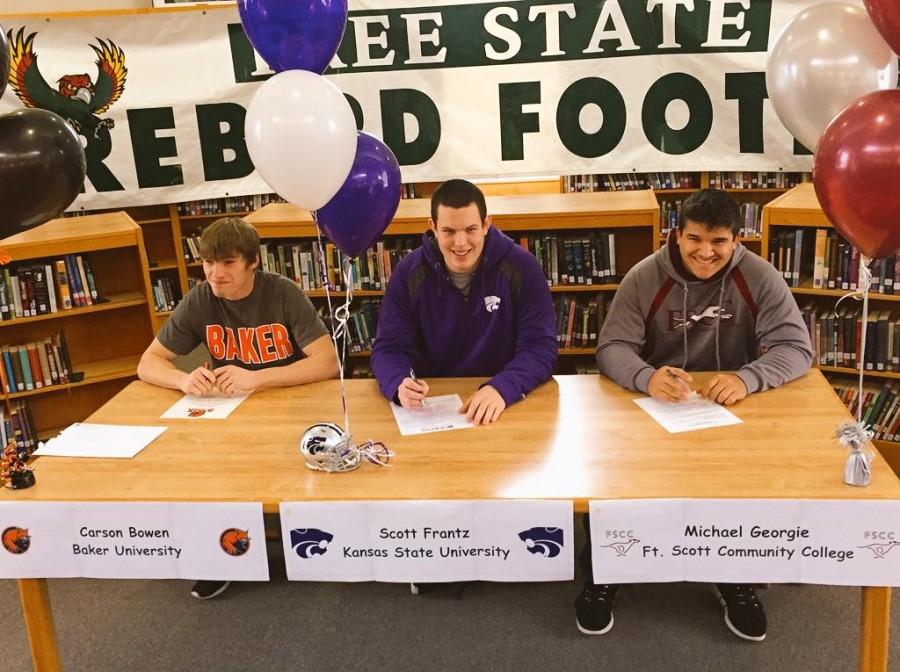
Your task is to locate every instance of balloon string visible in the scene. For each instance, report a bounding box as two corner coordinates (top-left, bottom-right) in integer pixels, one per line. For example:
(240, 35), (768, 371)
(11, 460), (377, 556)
(312, 210), (351, 436)
(836, 255), (873, 422)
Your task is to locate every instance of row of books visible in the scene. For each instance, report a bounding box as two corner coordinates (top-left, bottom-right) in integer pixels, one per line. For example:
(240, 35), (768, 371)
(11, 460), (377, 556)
(1, 332), (75, 394)
(258, 239), (420, 292)
(333, 299), (381, 353)
(554, 295), (608, 349)
(152, 277), (181, 313)
(658, 201), (762, 239)
(176, 194), (284, 216)
(770, 229), (900, 293)
(0, 255), (99, 321)
(832, 381), (900, 443)
(707, 172), (809, 189)
(520, 233), (619, 286)
(564, 172), (701, 193)
(0, 401), (37, 454)
(317, 294), (610, 355)
(800, 304), (900, 372)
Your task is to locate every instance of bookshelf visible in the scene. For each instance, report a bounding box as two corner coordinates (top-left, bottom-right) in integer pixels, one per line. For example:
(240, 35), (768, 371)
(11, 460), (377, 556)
(762, 183), (900, 473)
(0, 212), (156, 441)
(245, 190), (660, 371)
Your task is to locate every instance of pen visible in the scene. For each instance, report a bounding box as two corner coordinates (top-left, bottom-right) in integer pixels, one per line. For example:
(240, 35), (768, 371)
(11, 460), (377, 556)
(409, 367), (428, 406)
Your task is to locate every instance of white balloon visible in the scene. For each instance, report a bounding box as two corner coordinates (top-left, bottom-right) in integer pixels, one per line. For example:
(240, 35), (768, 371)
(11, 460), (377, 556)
(767, 3), (898, 152)
(245, 70), (357, 211)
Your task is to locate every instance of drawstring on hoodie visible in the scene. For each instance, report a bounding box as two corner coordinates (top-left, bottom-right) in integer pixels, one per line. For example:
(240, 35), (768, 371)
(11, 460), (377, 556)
(681, 285), (689, 369)
(714, 278), (725, 371)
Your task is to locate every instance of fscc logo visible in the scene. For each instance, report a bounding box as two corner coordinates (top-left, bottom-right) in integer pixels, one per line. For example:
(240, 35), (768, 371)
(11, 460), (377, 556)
(605, 529), (635, 540)
(863, 531), (896, 540)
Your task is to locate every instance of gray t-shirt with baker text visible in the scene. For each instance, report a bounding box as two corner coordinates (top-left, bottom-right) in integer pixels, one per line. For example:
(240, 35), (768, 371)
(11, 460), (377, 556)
(157, 271), (328, 371)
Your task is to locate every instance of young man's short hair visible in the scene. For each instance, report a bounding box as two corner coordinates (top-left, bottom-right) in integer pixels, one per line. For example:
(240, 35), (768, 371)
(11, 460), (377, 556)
(678, 188), (742, 237)
(198, 217), (260, 264)
(430, 179), (487, 223)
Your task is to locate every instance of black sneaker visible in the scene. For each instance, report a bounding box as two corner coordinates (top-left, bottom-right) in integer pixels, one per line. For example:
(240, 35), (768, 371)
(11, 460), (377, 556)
(714, 584), (767, 641)
(575, 582), (619, 635)
(190, 580), (230, 600)
(410, 582), (467, 597)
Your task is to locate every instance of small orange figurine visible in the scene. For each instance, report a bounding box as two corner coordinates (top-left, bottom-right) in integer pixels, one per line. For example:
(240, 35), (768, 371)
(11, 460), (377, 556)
(0, 439), (35, 489)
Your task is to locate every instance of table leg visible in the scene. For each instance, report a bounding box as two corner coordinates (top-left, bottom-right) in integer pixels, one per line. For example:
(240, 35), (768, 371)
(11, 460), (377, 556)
(17, 579), (62, 672)
(860, 586), (891, 672)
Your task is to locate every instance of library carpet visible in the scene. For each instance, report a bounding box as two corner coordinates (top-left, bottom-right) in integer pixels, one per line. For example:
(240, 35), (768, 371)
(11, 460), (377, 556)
(1, 524), (897, 672)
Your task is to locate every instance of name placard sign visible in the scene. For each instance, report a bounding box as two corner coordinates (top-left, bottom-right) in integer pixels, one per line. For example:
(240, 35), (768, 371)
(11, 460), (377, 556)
(280, 500), (573, 582)
(589, 499), (900, 586)
(0, 502), (269, 580)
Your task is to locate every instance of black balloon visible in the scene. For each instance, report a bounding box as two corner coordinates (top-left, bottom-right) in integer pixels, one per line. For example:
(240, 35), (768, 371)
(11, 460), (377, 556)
(0, 25), (7, 100)
(0, 109), (86, 239)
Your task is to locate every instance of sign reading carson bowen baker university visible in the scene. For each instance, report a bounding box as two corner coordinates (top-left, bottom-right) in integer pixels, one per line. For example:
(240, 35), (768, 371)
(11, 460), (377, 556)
(589, 499), (900, 587)
(0, 502), (269, 580)
(0, 0), (814, 211)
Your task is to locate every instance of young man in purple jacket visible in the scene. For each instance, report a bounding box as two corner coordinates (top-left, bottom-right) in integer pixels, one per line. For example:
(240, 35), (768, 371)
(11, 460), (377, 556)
(372, 179), (557, 425)
(578, 188), (813, 641)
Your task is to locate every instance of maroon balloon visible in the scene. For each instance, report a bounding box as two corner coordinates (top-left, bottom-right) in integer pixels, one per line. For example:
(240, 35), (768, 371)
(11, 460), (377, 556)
(813, 90), (900, 259)
(865, 0), (900, 57)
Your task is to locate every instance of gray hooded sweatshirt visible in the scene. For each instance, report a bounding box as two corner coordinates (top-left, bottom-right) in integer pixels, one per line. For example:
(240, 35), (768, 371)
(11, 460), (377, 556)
(596, 235), (813, 394)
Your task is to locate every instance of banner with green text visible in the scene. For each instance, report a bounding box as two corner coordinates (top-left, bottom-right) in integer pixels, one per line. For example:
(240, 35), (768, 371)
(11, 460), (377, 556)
(0, 1), (820, 211)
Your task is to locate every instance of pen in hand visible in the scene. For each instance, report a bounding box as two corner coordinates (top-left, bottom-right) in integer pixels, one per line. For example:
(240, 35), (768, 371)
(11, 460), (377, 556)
(409, 367), (428, 407)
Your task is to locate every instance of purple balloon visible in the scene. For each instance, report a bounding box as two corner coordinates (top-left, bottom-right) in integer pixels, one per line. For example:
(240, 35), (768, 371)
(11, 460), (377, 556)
(316, 132), (402, 258)
(238, 0), (348, 74)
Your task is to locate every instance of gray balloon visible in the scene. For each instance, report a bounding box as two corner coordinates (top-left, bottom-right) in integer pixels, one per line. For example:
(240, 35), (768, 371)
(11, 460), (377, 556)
(766, 3), (897, 152)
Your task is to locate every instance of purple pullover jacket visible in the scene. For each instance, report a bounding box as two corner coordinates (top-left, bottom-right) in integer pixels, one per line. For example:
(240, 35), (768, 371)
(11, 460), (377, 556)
(371, 227), (557, 406)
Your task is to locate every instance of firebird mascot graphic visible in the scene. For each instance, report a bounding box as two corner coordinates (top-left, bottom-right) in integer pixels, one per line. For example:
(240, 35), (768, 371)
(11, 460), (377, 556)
(7, 28), (126, 167)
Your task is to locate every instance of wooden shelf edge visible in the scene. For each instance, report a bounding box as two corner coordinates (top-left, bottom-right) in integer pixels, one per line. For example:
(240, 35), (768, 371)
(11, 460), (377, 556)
(5, 356), (139, 401)
(818, 365), (900, 380)
(0, 292), (148, 328)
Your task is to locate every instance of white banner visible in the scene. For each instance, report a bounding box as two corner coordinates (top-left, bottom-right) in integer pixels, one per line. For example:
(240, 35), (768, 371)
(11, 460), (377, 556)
(0, 1), (823, 210)
(280, 500), (573, 582)
(0, 502), (269, 580)
(589, 499), (900, 587)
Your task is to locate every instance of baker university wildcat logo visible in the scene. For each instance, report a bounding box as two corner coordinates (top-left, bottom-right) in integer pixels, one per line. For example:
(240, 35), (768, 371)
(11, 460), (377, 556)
(518, 527), (564, 558)
(219, 528), (251, 556)
(291, 528), (334, 558)
(2, 526), (31, 554)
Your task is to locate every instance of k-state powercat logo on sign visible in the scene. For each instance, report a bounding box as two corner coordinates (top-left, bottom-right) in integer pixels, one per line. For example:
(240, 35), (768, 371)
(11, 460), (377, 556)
(291, 528), (334, 558)
(518, 527), (564, 558)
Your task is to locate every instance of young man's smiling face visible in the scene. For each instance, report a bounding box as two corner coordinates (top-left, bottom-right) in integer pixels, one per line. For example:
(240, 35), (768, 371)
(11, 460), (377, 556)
(676, 220), (739, 280)
(203, 253), (259, 300)
(430, 203), (492, 275)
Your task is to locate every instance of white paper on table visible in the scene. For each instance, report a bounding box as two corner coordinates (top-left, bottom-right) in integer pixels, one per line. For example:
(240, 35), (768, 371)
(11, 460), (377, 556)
(160, 391), (250, 420)
(390, 394), (475, 436)
(633, 392), (742, 433)
(33, 423), (167, 458)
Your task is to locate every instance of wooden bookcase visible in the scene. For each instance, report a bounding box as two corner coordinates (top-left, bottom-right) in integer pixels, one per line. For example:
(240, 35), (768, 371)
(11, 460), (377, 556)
(761, 183), (900, 473)
(65, 173), (803, 335)
(0, 212), (156, 439)
(245, 190), (660, 368)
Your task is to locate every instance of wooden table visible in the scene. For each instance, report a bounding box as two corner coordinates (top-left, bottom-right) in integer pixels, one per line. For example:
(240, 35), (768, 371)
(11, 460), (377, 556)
(9, 371), (899, 671)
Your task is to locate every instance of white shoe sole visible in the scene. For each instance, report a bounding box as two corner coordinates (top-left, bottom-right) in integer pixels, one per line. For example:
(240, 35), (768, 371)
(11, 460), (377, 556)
(576, 613), (615, 636)
(190, 581), (231, 600)
(714, 587), (766, 642)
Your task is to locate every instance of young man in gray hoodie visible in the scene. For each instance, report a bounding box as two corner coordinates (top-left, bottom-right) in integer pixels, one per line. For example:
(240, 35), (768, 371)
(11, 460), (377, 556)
(578, 188), (813, 641)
